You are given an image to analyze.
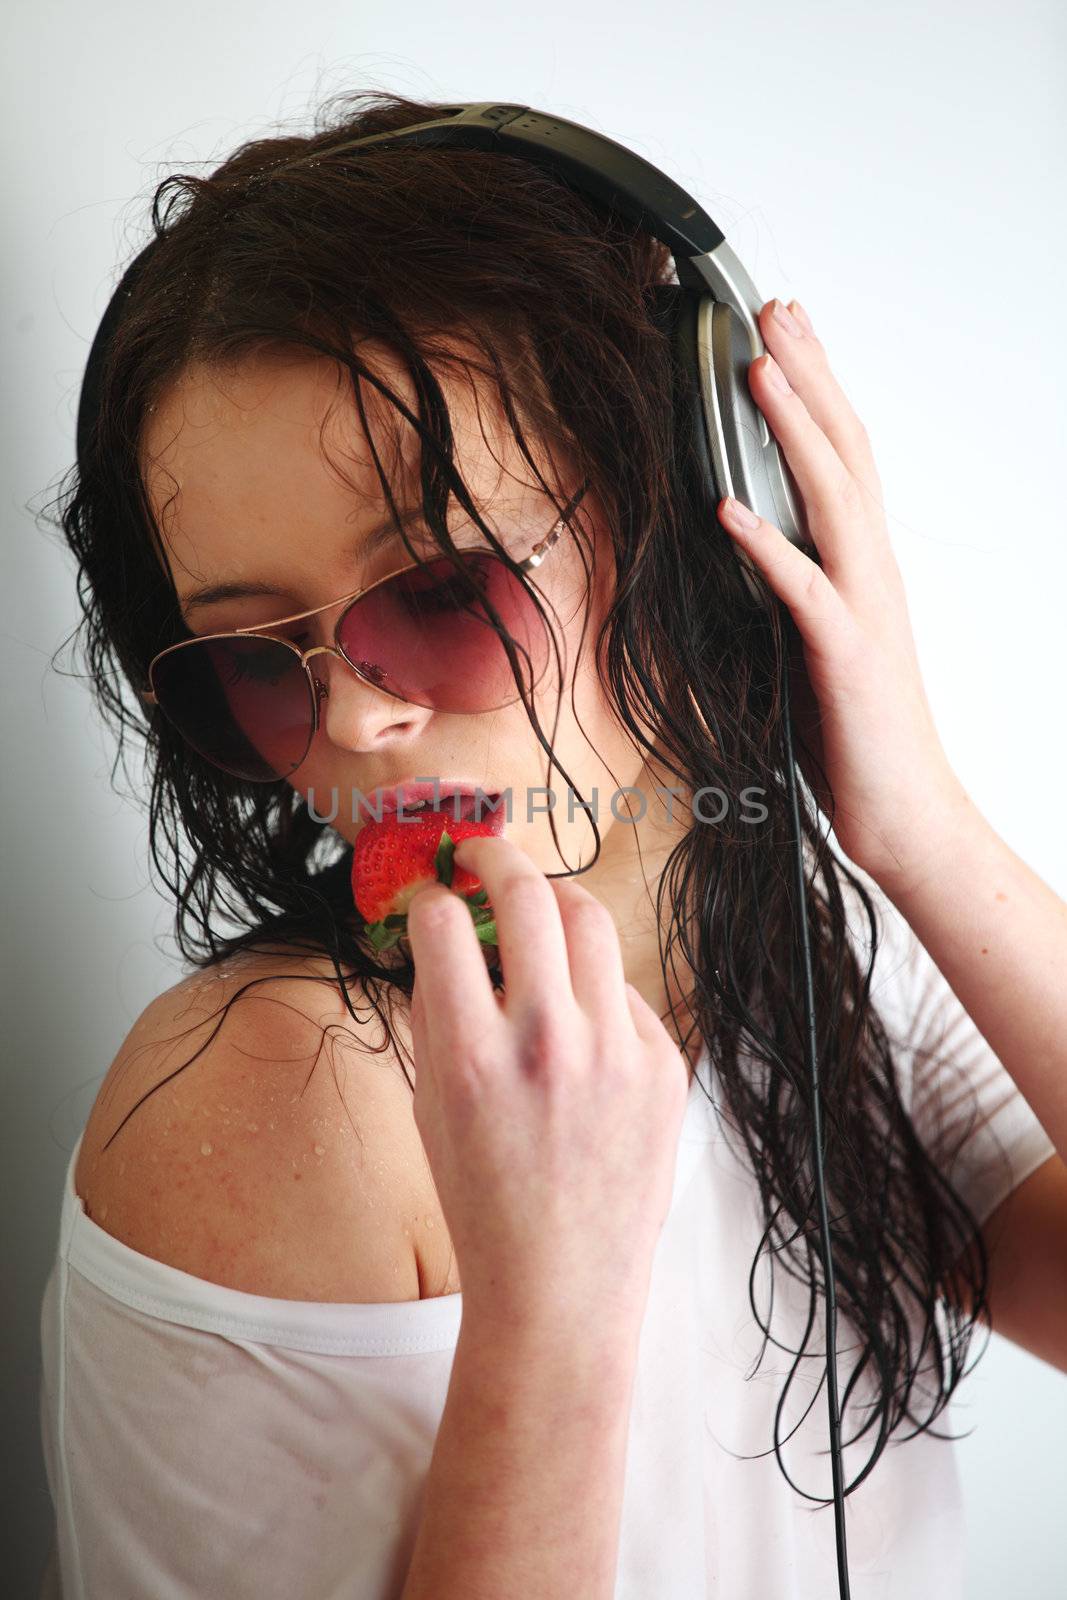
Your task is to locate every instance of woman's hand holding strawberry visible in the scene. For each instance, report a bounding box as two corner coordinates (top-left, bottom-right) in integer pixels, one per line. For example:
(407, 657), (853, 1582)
(402, 833), (691, 1339)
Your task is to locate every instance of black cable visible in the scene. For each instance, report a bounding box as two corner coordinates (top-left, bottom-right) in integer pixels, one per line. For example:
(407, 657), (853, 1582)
(778, 610), (852, 1598)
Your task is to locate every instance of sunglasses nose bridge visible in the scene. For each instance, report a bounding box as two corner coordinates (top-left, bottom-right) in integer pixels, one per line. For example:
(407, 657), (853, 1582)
(300, 643), (341, 727)
(299, 641), (399, 722)
(300, 643), (341, 673)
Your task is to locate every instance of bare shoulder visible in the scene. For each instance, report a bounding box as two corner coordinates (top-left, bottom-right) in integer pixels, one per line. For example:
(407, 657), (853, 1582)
(74, 950), (453, 1303)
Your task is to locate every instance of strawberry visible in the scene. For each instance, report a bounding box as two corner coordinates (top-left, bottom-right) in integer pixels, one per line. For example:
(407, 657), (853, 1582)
(351, 806), (503, 953)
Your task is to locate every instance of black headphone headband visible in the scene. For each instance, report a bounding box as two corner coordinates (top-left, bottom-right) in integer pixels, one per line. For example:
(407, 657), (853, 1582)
(76, 101), (809, 601)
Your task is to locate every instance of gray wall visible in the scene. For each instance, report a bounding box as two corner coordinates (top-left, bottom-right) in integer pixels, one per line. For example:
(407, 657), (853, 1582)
(5, 1), (1066, 1593)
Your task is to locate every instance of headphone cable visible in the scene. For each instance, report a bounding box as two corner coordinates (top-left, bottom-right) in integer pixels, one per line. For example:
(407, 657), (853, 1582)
(778, 610), (853, 1599)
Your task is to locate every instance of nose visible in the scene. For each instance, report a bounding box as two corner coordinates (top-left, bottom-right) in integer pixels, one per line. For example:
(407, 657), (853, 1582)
(309, 649), (433, 752)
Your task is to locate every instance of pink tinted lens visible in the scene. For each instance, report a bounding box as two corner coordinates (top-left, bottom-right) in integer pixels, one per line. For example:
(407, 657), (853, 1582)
(152, 634), (313, 782)
(337, 552), (550, 713)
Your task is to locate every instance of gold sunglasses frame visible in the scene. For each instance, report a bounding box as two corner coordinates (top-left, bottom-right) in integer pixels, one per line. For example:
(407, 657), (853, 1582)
(138, 483), (588, 765)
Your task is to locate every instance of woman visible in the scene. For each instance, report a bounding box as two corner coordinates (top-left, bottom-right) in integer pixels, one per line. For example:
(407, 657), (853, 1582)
(38, 88), (1066, 1599)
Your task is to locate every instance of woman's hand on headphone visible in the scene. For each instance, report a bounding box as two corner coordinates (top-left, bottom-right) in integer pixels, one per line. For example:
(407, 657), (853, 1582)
(717, 297), (972, 897)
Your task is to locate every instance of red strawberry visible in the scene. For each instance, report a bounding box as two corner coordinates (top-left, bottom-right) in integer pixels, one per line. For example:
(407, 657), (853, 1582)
(351, 805), (504, 953)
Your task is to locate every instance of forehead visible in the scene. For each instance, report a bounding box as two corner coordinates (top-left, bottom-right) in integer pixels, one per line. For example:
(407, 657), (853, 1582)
(138, 336), (519, 590)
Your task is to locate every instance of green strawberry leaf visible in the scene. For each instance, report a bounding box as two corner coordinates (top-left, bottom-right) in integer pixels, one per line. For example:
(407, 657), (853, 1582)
(435, 831), (455, 888)
(365, 918), (405, 951)
(466, 888), (489, 907)
(474, 919), (499, 945)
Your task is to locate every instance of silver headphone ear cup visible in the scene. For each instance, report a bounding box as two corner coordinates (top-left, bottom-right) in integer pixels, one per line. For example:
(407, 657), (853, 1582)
(649, 283), (807, 611)
(654, 284), (775, 609)
(699, 299), (777, 608)
(702, 300), (810, 565)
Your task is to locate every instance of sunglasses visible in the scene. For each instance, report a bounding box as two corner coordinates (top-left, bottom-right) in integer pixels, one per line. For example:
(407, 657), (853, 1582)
(139, 482), (588, 783)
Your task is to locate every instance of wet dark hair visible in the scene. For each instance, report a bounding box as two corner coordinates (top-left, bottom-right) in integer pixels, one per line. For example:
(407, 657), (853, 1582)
(43, 88), (992, 1501)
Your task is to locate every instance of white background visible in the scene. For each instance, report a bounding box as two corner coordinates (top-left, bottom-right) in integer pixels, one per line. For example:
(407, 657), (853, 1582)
(4, 1), (1065, 1594)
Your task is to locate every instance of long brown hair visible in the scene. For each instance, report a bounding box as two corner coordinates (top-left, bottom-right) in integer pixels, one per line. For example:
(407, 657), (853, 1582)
(43, 88), (990, 1500)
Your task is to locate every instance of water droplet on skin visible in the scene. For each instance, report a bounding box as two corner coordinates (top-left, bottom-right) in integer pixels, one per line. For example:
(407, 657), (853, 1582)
(313, 1144), (326, 1157)
(424, 1216), (435, 1228)
(201, 1142), (213, 1156)
(99, 1205), (108, 1222)
(247, 1122), (259, 1133)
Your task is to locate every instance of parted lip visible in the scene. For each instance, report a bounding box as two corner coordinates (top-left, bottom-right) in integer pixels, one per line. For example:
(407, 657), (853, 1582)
(366, 778), (501, 815)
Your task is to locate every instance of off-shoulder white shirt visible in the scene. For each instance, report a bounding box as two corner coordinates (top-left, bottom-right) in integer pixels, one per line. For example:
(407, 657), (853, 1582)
(38, 873), (1056, 1598)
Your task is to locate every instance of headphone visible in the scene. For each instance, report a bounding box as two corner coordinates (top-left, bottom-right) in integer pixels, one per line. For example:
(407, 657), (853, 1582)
(76, 102), (853, 1597)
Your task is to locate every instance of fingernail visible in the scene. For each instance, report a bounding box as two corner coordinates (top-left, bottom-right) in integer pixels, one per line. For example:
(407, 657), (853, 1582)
(723, 496), (761, 530)
(790, 300), (814, 335)
(763, 355), (792, 395)
(771, 298), (802, 337)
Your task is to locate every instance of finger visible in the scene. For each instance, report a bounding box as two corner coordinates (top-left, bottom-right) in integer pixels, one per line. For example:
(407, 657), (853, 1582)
(623, 986), (685, 1085)
(746, 352), (881, 582)
(624, 980), (661, 1039)
(406, 881), (499, 1054)
(549, 876), (630, 1022)
(717, 498), (858, 653)
(410, 973), (426, 1038)
(757, 299), (883, 501)
(450, 834), (576, 1016)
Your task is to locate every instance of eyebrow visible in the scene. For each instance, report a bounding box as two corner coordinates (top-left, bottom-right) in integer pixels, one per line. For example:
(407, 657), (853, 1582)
(180, 507), (434, 616)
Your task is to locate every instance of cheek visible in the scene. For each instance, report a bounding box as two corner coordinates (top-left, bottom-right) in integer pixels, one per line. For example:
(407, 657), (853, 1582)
(554, 582), (627, 747)
(524, 611), (645, 799)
